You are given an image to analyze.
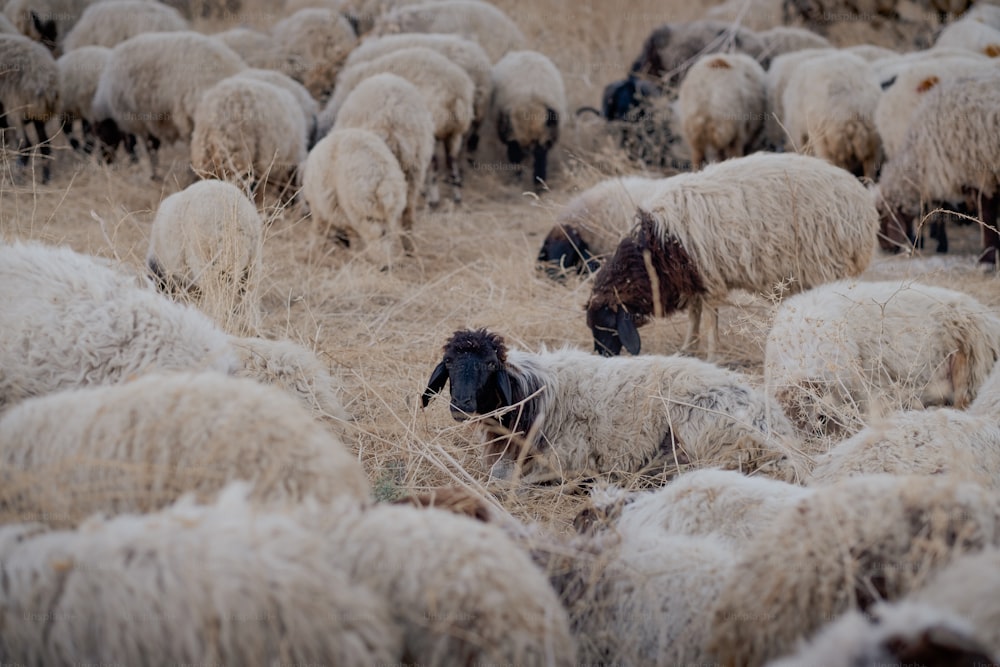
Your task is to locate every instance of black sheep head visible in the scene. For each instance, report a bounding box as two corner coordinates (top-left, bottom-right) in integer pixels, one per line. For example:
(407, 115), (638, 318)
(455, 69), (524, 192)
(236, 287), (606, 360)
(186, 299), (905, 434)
(537, 224), (599, 277)
(421, 329), (513, 421)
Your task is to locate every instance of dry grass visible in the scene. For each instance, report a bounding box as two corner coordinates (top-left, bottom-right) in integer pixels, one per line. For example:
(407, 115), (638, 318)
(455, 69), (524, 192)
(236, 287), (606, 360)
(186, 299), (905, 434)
(2, 0), (998, 535)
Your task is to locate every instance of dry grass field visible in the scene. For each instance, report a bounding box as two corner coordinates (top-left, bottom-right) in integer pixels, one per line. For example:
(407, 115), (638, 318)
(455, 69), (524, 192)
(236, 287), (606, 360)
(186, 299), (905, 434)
(2, 0), (997, 535)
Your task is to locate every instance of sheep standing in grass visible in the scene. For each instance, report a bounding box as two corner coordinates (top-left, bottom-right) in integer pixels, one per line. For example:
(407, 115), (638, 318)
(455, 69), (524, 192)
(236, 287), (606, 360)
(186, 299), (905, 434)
(56, 44), (109, 155)
(677, 52), (767, 169)
(0, 34), (58, 183)
(0, 241), (239, 412)
(765, 280), (1000, 438)
(0, 371), (370, 527)
(147, 179), (264, 335)
(271, 8), (357, 100)
(61, 0), (188, 50)
(421, 328), (806, 484)
(491, 50), (566, 191)
(586, 153), (878, 360)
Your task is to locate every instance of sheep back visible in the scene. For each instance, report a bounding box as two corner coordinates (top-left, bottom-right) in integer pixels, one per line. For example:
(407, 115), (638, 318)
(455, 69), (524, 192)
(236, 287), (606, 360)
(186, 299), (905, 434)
(56, 44), (109, 121)
(61, 0), (188, 51)
(271, 8), (358, 100)
(0, 33), (58, 122)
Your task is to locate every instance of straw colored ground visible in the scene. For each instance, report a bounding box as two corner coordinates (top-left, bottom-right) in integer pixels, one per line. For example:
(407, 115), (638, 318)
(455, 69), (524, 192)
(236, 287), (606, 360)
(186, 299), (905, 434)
(1, 0), (995, 533)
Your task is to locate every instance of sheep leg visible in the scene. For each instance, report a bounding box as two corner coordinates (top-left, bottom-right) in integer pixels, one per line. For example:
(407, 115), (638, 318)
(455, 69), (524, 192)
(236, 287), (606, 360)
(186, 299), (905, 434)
(81, 119), (96, 155)
(979, 190), (1000, 267)
(427, 152), (441, 209)
(531, 145), (548, 191)
(704, 303), (720, 362)
(31, 119), (51, 184)
(446, 133), (463, 204)
(690, 145), (704, 171)
(681, 297), (703, 354)
(145, 134), (161, 180)
(465, 119), (480, 159)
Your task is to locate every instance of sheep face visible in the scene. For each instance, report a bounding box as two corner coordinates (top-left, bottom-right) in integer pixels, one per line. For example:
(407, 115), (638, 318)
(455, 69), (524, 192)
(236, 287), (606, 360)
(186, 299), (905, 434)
(537, 224), (598, 277)
(421, 329), (513, 421)
(601, 76), (659, 122)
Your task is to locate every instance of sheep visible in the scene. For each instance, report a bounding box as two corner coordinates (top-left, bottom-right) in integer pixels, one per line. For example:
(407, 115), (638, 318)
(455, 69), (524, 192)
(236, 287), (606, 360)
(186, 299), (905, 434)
(756, 25), (831, 58)
(55, 44), (108, 155)
(0, 33), (58, 183)
(230, 335), (352, 422)
(2, 0), (94, 52)
(372, 0), (527, 62)
(0, 371), (370, 527)
(271, 8), (357, 100)
(227, 67), (320, 145)
(0, 240), (240, 412)
(421, 328), (807, 484)
(873, 73), (1000, 264)
(630, 20), (769, 85)
(341, 32), (491, 153)
(0, 485), (401, 666)
(536, 175), (663, 276)
(301, 127), (407, 267)
(677, 52), (767, 169)
(934, 16), (1000, 56)
(147, 179), (264, 335)
(585, 152), (879, 360)
(781, 50), (882, 178)
(91, 30), (246, 178)
(765, 279), (1000, 439)
(324, 47), (474, 205)
(965, 1), (1000, 29)
(491, 50), (566, 191)
(61, 0), (188, 51)
(190, 76), (308, 201)
(321, 73), (434, 240)
(708, 474), (1000, 667)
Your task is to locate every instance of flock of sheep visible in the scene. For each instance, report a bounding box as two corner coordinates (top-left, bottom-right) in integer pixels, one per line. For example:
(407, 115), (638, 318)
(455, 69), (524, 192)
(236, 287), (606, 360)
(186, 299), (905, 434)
(3, 0), (1000, 664)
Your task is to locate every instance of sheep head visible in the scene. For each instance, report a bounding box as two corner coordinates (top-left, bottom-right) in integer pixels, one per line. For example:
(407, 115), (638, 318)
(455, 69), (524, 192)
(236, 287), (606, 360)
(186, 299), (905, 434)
(537, 224), (599, 277)
(586, 208), (704, 356)
(421, 328), (513, 421)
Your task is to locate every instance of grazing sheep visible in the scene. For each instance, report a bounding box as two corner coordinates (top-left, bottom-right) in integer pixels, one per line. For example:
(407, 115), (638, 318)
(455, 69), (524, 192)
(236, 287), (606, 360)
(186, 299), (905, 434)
(0, 371), (370, 527)
(677, 52), (767, 169)
(763, 47), (832, 150)
(0, 34), (58, 183)
(630, 20), (768, 85)
(190, 77), (308, 201)
(3, 0), (94, 52)
(765, 279), (1000, 438)
(708, 474), (1000, 667)
(91, 30), (246, 178)
(271, 8), (357, 100)
(873, 73), (1000, 263)
(325, 47), (474, 205)
(227, 68), (321, 145)
(0, 485), (399, 667)
(322, 73), (434, 239)
(491, 50), (566, 191)
(61, 0), (188, 51)
(782, 50), (882, 178)
(756, 25), (831, 58)
(372, 0), (527, 62)
(537, 175), (662, 275)
(935, 16), (1000, 56)
(421, 328), (806, 484)
(586, 153), (878, 359)
(301, 127), (407, 266)
(55, 44), (109, 155)
(147, 179), (264, 335)
(0, 241), (239, 412)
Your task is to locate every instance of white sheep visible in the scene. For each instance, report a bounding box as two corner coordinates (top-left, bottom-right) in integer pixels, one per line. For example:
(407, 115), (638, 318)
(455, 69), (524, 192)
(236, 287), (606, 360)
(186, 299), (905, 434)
(322, 73), (434, 240)
(227, 67), (320, 144)
(301, 127), (407, 267)
(0, 371), (370, 527)
(677, 52), (767, 169)
(421, 328), (807, 484)
(935, 16), (1000, 56)
(782, 50), (882, 178)
(0, 240), (239, 412)
(2, 0), (94, 52)
(0, 33), (58, 182)
(323, 46), (474, 205)
(271, 7), (357, 100)
(491, 50), (566, 191)
(708, 474), (1000, 667)
(91, 30), (246, 178)
(765, 279), (1000, 438)
(0, 485), (400, 666)
(61, 0), (188, 51)
(56, 44), (109, 155)
(873, 73), (1000, 263)
(190, 76), (308, 201)
(372, 0), (527, 62)
(756, 25), (831, 58)
(763, 47), (832, 150)
(965, 1), (1000, 29)
(147, 179), (264, 335)
(586, 152), (879, 360)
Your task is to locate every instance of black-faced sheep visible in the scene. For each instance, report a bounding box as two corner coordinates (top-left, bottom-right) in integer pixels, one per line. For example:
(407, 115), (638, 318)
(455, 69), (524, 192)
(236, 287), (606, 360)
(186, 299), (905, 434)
(0, 33), (58, 183)
(421, 328), (806, 484)
(585, 152), (878, 359)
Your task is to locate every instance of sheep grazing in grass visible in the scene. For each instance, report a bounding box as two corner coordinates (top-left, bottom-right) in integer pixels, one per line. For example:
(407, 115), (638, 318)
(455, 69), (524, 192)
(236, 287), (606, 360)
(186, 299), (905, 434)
(677, 52), (767, 169)
(0, 34), (58, 183)
(708, 474), (1000, 667)
(630, 19), (768, 85)
(147, 179), (264, 335)
(56, 44), (109, 156)
(272, 8), (358, 100)
(61, 0), (188, 51)
(586, 152), (878, 360)
(491, 50), (566, 191)
(0, 371), (370, 527)
(0, 241), (239, 413)
(421, 328), (806, 484)
(765, 279), (1000, 439)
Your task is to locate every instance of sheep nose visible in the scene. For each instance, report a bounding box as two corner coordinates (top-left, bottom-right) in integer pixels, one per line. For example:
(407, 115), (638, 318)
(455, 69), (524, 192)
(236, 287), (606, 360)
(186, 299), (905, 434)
(449, 401), (476, 420)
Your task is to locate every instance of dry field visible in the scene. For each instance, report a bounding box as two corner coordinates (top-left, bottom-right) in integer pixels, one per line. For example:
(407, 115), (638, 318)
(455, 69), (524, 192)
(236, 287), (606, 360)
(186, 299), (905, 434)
(1, 0), (996, 534)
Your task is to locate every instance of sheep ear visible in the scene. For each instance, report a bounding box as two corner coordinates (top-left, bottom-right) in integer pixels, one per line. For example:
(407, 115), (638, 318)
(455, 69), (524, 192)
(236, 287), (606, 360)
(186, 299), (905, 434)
(617, 309), (641, 355)
(421, 362), (449, 408)
(495, 368), (513, 407)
